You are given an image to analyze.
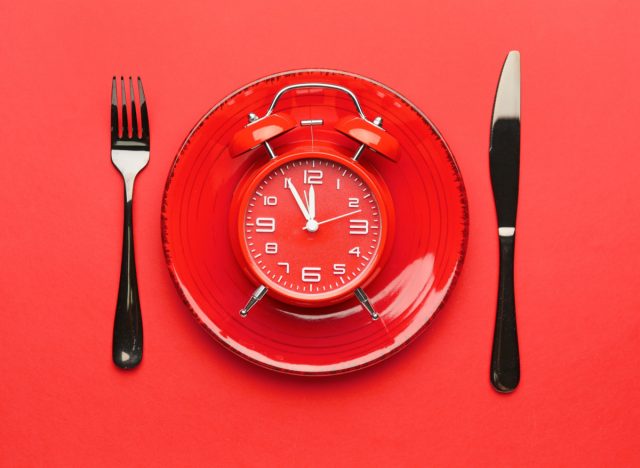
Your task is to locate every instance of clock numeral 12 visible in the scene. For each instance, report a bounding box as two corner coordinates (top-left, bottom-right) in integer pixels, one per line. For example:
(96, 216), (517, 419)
(303, 170), (323, 185)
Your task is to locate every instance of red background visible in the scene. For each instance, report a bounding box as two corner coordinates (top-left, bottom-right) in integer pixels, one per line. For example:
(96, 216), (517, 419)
(1, 0), (639, 466)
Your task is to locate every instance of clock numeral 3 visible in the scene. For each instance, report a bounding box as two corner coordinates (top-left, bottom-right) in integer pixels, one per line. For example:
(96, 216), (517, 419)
(302, 267), (321, 283)
(303, 170), (323, 185)
(349, 219), (369, 235)
(255, 217), (276, 232)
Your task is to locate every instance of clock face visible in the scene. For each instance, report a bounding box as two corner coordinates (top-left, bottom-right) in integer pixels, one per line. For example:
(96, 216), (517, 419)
(236, 151), (388, 306)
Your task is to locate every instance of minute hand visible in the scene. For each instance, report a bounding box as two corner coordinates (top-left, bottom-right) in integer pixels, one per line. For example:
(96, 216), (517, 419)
(302, 209), (362, 230)
(288, 180), (311, 221)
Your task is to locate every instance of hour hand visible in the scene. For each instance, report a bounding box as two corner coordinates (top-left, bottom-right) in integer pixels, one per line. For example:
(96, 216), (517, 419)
(287, 180), (311, 220)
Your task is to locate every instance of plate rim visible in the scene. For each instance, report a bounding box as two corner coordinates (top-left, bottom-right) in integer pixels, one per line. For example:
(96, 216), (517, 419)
(161, 68), (470, 376)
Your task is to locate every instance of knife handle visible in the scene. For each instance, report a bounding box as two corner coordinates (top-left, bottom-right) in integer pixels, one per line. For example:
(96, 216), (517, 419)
(490, 234), (520, 392)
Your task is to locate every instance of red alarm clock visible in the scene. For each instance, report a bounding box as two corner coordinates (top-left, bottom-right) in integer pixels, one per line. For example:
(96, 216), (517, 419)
(162, 70), (468, 375)
(229, 84), (398, 315)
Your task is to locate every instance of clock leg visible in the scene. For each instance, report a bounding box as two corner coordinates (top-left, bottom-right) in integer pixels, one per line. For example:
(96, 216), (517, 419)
(240, 285), (268, 317)
(354, 288), (379, 320)
(263, 141), (277, 159)
(352, 116), (383, 162)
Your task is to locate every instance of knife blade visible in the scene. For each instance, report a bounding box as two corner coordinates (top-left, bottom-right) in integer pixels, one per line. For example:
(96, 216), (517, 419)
(489, 50), (521, 393)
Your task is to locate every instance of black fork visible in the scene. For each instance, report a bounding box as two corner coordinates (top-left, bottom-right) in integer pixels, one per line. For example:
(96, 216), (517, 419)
(110, 77), (150, 369)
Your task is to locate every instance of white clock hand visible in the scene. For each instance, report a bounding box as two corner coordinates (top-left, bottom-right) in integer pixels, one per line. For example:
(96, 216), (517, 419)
(288, 180), (311, 221)
(303, 189), (310, 215)
(308, 185), (316, 220)
(302, 209), (362, 230)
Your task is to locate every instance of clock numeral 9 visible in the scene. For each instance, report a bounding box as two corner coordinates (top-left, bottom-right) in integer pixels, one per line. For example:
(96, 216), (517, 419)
(265, 242), (278, 254)
(348, 198), (359, 208)
(333, 264), (346, 275)
(301, 267), (321, 283)
(303, 170), (323, 185)
(263, 196), (277, 206)
(349, 219), (369, 235)
(348, 246), (361, 257)
(255, 217), (276, 232)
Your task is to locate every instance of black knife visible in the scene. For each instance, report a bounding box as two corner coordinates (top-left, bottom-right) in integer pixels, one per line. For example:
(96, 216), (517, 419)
(489, 51), (521, 393)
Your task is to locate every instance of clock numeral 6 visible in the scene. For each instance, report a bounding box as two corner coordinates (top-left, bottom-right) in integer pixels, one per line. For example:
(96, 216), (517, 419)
(333, 264), (346, 275)
(349, 219), (369, 235)
(301, 267), (321, 283)
(303, 169), (323, 185)
(348, 197), (360, 208)
(255, 217), (276, 232)
(265, 242), (278, 254)
(348, 246), (361, 257)
(263, 196), (278, 206)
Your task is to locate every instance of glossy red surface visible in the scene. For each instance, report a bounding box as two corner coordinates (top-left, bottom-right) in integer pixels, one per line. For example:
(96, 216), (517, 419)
(229, 112), (296, 157)
(335, 115), (400, 161)
(233, 150), (390, 306)
(162, 70), (468, 374)
(4, 2), (640, 465)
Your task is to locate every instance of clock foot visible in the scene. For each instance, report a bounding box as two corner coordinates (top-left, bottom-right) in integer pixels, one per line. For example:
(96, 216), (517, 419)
(240, 285), (268, 317)
(354, 288), (379, 320)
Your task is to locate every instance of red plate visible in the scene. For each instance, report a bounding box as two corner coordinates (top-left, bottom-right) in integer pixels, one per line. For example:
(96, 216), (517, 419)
(162, 69), (468, 375)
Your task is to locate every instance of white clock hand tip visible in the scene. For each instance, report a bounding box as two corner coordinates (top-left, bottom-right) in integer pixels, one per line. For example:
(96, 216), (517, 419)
(309, 185), (316, 219)
(288, 180), (311, 220)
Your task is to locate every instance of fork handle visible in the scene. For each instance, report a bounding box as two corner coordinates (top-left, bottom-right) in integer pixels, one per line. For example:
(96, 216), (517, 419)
(113, 194), (143, 369)
(490, 234), (520, 392)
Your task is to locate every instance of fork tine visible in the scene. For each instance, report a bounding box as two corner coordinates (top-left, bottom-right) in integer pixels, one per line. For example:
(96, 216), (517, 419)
(138, 77), (149, 141)
(129, 77), (138, 139)
(120, 76), (128, 138)
(111, 77), (118, 142)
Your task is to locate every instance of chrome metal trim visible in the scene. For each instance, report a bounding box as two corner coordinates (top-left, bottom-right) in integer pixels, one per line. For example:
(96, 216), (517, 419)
(240, 285), (268, 317)
(492, 51), (520, 125)
(266, 83), (366, 119)
(354, 287), (379, 320)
